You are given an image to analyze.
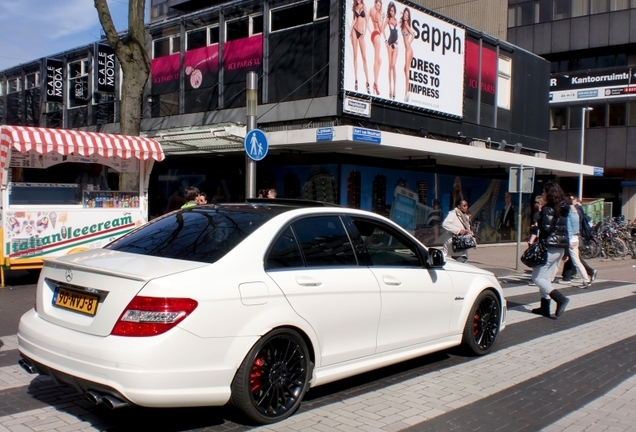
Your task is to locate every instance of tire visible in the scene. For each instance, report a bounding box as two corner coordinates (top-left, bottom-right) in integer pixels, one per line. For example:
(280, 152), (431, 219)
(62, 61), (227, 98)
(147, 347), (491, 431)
(579, 238), (598, 259)
(230, 329), (311, 425)
(462, 290), (501, 356)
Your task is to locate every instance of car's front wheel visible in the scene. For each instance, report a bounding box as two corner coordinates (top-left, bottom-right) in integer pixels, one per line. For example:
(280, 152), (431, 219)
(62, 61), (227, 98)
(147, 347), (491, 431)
(231, 328), (311, 424)
(462, 290), (501, 356)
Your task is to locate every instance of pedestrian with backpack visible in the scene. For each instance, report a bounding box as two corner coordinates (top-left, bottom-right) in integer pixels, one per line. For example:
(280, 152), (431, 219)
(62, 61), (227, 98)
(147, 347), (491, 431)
(561, 194), (597, 286)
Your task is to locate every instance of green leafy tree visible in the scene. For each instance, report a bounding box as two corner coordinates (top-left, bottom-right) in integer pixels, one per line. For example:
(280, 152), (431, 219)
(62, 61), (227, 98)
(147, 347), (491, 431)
(94, 0), (149, 136)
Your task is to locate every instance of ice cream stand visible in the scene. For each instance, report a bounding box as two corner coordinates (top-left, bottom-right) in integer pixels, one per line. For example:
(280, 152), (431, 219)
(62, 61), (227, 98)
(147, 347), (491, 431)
(0, 126), (165, 286)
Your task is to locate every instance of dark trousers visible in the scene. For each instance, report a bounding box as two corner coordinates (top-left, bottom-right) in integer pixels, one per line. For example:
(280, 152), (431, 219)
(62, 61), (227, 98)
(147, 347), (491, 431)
(562, 248), (594, 280)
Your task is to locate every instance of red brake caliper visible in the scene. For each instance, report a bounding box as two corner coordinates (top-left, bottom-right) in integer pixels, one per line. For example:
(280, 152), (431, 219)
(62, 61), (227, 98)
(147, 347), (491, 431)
(473, 312), (480, 337)
(250, 356), (265, 392)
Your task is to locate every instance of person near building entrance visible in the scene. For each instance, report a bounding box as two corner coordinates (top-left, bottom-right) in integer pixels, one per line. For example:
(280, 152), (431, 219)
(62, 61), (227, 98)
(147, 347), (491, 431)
(76, 163), (109, 191)
(441, 199), (472, 263)
(530, 182), (571, 318)
(497, 191), (515, 241)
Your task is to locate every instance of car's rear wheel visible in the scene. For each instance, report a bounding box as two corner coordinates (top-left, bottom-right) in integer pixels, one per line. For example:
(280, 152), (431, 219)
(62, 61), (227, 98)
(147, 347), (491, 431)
(462, 290), (501, 356)
(231, 328), (311, 425)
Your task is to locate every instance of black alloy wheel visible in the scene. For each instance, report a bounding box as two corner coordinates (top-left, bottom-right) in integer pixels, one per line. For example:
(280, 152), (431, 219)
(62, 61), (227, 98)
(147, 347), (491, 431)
(462, 290), (501, 356)
(231, 329), (311, 424)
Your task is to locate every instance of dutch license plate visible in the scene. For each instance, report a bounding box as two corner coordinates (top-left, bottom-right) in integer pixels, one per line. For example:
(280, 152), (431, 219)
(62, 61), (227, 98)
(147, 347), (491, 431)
(53, 288), (99, 316)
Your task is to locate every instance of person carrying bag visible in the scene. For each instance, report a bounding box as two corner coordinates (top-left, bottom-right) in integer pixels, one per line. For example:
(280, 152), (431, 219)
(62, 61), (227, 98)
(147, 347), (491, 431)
(442, 199), (476, 263)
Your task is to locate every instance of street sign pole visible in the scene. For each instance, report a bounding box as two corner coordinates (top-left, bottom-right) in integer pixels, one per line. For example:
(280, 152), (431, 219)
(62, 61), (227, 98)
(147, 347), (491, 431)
(245, 72), (258, 199)
(516, 163), (523, 271)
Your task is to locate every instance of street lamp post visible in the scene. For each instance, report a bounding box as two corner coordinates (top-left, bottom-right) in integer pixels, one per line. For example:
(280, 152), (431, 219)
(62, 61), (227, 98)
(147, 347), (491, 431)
(245, 72), (258, 199)
(579, 107), (593, 200)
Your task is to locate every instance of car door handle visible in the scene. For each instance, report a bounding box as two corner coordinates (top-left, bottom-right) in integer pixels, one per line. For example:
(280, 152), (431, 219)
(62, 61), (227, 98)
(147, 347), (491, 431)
(382, 275), (402, 286)
(296, 276), (322, 287)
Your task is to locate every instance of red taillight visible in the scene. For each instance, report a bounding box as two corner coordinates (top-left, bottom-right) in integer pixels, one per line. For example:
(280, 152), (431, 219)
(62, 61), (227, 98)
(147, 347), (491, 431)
(111, 296), (198, 337)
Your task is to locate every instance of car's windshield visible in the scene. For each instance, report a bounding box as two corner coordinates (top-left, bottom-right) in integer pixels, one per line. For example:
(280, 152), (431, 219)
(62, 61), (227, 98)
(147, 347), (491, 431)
(107, 207), (276, 264)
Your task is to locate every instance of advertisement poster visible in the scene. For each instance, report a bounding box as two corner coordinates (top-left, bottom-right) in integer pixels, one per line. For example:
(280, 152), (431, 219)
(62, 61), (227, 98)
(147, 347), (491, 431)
(464, 39), (497, 105)
(45, 58), (64, 103)
(95, 43), (116, 93)
(223, 35), (263, 82)
(151, 53), (180, 94)
(549, 67), (636, 103)
(5, 210), (144, 260)
(343, 0), (465, 117)
(184, 45), (219, 90)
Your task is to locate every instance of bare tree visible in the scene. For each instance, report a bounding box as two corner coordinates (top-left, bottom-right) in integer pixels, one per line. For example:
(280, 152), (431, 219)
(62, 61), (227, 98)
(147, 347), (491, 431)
(94, 0), (149, 136)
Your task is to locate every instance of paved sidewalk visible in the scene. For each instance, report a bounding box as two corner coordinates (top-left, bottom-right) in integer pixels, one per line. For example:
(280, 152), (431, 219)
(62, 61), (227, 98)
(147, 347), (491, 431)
(466, 242), (636, 282)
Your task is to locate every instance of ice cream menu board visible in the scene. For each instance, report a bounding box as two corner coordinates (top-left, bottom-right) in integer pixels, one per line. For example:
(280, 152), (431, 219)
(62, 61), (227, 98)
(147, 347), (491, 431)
(9, 151), (138, 173)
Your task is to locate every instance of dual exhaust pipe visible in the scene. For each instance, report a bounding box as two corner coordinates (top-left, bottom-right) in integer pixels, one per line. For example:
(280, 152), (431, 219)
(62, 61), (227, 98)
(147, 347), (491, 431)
(19, 359), (130, 410)
(86, 390), (130, 409)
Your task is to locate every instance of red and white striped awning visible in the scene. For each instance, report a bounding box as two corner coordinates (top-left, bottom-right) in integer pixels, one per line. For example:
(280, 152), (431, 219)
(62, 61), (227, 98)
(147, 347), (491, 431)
(0, 126), (165, 175)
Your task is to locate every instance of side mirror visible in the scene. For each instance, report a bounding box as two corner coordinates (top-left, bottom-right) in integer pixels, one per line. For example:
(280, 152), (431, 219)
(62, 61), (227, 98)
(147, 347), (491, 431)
(427, 248), (446, 268)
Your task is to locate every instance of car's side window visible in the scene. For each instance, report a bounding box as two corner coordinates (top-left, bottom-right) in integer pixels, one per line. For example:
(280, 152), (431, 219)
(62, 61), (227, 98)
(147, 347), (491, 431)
(266, 227), (304, 269)
(351, 218), (422, 267)
(291, 215), (357, 267)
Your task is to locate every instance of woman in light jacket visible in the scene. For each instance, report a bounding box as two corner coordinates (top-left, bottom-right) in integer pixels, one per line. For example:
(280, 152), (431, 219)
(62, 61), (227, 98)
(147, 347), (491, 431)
(441, 199), (472, 263)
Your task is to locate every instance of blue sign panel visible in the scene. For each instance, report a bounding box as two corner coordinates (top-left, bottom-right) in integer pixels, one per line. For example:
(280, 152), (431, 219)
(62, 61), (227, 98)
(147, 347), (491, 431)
(316, 127), (334, 142)
(352, 127), (381, 144)
(593, 167), (604, 177)
(244, 129), (268, 161)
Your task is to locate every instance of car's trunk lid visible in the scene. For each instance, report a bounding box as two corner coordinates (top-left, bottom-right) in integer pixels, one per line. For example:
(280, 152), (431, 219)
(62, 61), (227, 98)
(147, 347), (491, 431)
(35, 249), (208, 336)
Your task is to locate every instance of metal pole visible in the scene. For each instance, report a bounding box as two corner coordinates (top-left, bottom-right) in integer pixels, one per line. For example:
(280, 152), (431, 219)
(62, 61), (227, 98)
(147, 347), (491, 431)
(579, 107), (592, 200)
(245, 72), (258, 199)
(515, 164), (523, 272)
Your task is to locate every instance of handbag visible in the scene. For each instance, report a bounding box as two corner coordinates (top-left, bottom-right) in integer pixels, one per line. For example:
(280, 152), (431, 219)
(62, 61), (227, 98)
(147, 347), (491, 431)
(521, 240), (548, 268)
(452, 233), (477, 252)
(452, 209), (477, 252)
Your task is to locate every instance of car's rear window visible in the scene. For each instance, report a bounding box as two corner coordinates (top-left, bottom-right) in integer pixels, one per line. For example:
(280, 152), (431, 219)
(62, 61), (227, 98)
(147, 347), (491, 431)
(106, 207), (275, 263)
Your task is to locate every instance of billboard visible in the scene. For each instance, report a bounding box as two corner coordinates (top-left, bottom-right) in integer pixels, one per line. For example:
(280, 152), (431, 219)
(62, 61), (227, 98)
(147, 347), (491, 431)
(94, 44), (116, 93)
(343, 0), (465, 118)
(549, 67), (636, 103)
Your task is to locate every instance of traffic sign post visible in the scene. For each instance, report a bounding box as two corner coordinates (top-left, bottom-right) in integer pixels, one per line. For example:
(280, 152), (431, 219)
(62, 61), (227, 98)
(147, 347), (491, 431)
(244, 129), (268, 162)
(509, 165), (535, 271)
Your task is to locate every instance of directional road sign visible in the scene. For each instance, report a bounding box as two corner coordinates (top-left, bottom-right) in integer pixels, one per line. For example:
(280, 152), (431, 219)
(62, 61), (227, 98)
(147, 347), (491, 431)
(244, 129), (268, 161)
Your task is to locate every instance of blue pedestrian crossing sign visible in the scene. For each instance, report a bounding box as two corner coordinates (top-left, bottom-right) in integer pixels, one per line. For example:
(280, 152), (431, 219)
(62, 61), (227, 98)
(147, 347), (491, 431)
(244, 129), (268, 161)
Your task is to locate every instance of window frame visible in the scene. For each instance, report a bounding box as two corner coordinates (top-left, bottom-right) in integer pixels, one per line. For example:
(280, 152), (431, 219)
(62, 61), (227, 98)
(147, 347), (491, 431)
(152, 34), (180, 59)
(497, 56), (512, 110)
(269, 0), (317, 33)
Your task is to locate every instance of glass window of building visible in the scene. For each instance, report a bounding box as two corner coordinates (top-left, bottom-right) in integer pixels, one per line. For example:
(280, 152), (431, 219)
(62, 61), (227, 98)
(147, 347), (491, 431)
(553, 0), (570, 19)
(508, 6), (516, 27)
(571, 0), (589, 17)
(316, 0), (329, 19)
(550, 107), (567, 129)
(588, 104), (606, 128)
(186, 28), (207, 51)
(68, 59), (89, 108)
(25, 72), (40, 90)
(209, 26), (220, 44)
(226, 17), (249, 41)
(519, 2), (538, 25)
(608, 103), (626, 126)
(497, 56), (512, 110)
(591, 0), (609, 13)
(270, 1), (314, 32)
(537, 0), (552, 22)
(628, 101), (636, 126)
(8, 77), (21, 93)
(252, 14), (263, 34)
(610, 0), (629, 10)
(152, 35), (180, 58)
(0, 81), (5, 96)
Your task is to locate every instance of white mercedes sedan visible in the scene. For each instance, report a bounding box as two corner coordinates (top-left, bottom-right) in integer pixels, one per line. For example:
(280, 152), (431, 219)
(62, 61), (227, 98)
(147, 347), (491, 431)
(18, 200), (506, 424)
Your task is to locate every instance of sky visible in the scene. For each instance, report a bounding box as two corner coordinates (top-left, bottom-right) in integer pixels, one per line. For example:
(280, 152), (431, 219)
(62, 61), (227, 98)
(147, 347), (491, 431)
(0, 0), (134, 71)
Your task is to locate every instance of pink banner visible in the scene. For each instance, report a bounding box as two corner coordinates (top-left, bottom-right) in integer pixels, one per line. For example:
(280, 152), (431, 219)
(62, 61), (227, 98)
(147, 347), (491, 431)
(184, 45), (219, 90)
(224, 35), (263, 73)
(151, 53), (180, 94)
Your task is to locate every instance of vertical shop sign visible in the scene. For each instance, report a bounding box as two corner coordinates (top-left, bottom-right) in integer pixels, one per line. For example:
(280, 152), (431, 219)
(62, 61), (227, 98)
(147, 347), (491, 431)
(95, 43), (116, 93)
(45, 58), (64, 103)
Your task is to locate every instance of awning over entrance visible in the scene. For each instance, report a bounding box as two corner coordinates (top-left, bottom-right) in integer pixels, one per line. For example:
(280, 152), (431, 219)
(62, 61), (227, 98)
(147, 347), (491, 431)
(0, 126), (165, 170)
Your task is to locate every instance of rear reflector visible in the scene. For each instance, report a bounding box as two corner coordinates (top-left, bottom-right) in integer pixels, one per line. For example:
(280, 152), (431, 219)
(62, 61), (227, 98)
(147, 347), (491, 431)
(111, 296), (198, 337)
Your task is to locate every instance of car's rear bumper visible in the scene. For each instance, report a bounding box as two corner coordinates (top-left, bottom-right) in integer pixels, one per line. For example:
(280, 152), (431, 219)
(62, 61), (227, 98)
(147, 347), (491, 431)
(18, 309), (259, 407)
